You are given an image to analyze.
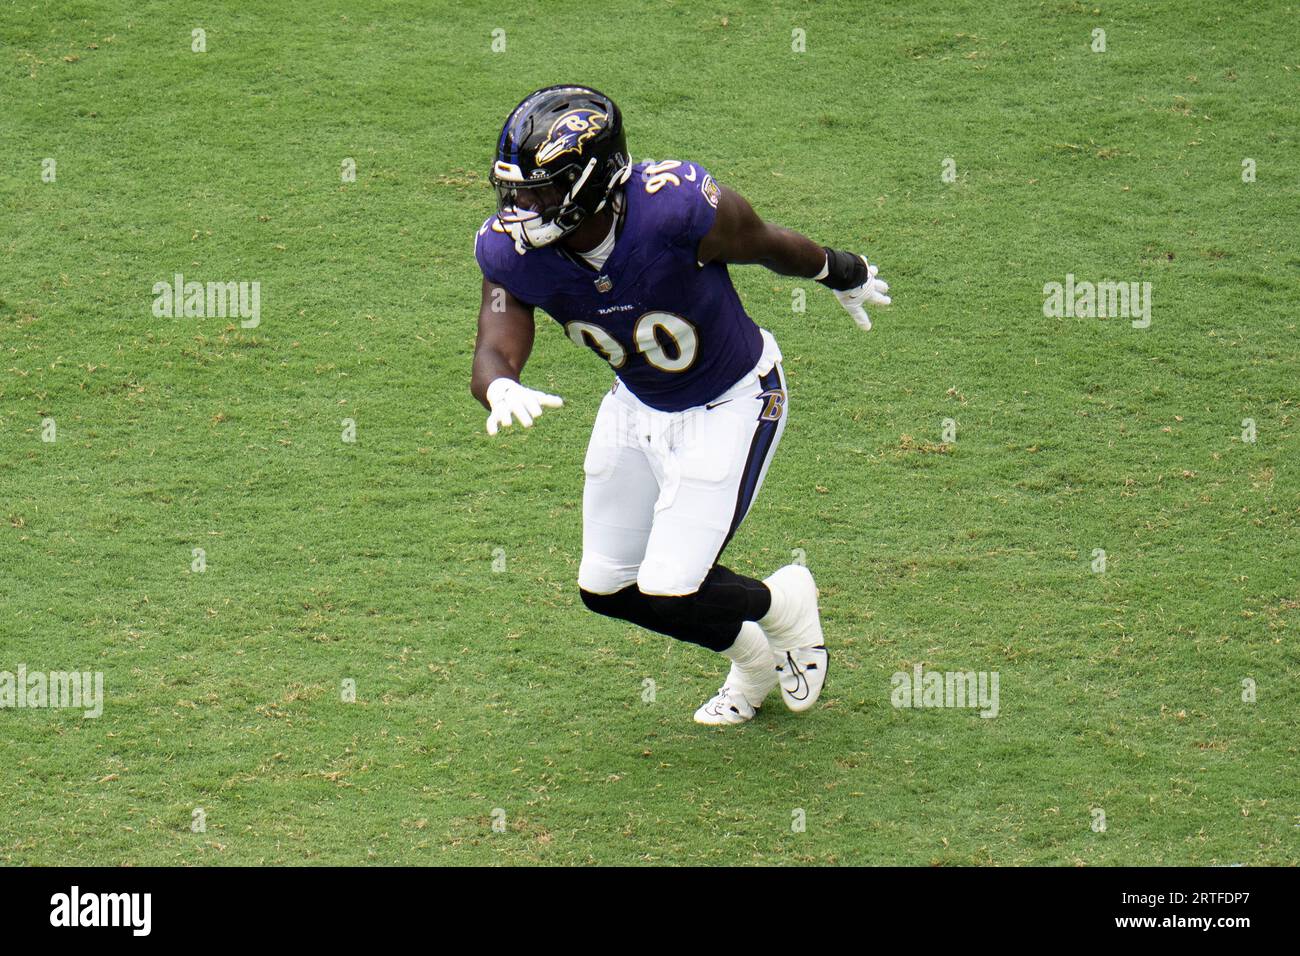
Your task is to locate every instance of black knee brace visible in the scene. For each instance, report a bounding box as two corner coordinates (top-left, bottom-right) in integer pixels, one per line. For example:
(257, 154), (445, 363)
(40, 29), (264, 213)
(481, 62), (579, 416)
(578, 566), (771, 654)
(645, 566), (772, 652)
(642, 592), (739, 652)
(579, 585), (728, 651)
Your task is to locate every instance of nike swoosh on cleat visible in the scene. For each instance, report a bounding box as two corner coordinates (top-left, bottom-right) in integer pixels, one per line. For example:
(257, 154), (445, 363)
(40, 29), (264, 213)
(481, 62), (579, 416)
(785, 654), (811, 700)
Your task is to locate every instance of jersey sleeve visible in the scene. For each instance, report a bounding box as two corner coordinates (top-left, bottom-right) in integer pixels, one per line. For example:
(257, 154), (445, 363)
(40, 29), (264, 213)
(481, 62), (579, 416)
(675, 162), (722, 252)
(474, 216), (509, 285)
(633, 160), (722, 256)
(474, 216), (540, 306)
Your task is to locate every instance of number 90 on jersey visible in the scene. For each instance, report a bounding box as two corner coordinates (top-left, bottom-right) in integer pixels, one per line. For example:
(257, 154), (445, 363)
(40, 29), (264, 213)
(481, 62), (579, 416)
(566, 311), (699, 374)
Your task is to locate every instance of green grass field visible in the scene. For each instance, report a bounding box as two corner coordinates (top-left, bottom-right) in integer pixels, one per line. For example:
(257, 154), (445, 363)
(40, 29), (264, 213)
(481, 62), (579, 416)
(2, 0), (1297, 866)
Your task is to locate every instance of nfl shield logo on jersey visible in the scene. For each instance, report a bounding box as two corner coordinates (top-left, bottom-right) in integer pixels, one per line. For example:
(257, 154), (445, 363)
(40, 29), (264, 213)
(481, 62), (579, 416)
(594, 275), (613, 293)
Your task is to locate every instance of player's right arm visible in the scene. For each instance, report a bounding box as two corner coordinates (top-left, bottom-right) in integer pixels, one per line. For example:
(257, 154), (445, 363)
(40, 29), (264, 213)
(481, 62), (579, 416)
(470, 277), (564, 435)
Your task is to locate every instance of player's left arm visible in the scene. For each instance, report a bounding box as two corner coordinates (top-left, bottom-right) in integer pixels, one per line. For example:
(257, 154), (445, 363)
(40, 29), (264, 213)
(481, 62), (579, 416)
(697, 184), (891, 330)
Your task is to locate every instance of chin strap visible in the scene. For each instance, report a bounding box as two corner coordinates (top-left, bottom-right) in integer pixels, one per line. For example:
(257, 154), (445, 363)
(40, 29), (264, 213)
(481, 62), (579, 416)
(501, 160), (631, 253)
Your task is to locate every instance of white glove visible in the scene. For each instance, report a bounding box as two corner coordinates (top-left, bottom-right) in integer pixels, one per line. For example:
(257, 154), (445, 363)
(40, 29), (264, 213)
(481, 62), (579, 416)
(484, 377), (564, 435)
(833, 256), (891, 331)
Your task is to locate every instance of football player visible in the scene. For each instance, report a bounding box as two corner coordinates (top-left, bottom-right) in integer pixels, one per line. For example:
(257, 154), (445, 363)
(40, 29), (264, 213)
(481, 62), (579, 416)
(471, 85), (890, 725)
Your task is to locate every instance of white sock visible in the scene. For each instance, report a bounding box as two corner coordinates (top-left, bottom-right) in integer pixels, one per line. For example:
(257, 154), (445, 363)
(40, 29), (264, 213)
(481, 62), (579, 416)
(758, 579), (801, 650)
(723, 621), (777, 702)
(758, 589), (786, 633)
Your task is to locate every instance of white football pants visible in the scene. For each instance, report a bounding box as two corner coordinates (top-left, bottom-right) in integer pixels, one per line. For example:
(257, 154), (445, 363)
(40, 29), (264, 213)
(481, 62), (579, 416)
(578, 329), (788, 597)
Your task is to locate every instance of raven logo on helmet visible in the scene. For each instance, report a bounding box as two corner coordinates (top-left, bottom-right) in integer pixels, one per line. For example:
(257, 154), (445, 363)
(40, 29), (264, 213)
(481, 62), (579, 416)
(535, 109), (608, 166)
(488, 85), (631, 250)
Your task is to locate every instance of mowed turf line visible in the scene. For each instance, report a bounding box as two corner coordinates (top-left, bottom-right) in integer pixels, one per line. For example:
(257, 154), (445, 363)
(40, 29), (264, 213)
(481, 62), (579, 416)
(1, 0), (1296, 865)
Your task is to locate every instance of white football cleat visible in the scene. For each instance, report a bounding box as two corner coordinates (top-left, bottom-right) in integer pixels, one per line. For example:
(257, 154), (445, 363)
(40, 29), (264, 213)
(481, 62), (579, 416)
(774, 645), (829, 712)
(760, 565), (825, 651)
(694, 684), (763, 725)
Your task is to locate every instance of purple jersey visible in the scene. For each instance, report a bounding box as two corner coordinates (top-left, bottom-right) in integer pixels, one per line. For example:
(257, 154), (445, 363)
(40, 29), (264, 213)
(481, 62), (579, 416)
(475, 160), (763, 412)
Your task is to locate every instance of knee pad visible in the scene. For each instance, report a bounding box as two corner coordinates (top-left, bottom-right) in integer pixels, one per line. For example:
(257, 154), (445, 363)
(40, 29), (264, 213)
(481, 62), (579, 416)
(636, 555), (709, 598)
(578, 553), (639, 596)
